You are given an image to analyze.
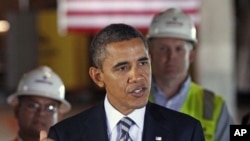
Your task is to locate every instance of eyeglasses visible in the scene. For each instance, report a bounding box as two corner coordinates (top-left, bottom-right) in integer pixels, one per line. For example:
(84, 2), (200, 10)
(21, 102), (59, 115)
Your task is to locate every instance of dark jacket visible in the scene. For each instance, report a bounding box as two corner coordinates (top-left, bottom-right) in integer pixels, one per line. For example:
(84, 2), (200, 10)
(48, 101), (205, 141)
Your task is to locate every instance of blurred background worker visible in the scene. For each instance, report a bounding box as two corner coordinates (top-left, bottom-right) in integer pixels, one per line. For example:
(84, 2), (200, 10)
(147, 8), (233, 141)
(7, 66), (71, 141)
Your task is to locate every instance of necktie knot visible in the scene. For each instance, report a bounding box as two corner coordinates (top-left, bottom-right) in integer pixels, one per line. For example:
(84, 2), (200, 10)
(119, 117), (135, 141)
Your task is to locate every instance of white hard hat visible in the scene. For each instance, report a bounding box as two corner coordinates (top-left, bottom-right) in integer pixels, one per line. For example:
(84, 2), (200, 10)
(7, 66), (71, 113)
(147, 8), (197, 43)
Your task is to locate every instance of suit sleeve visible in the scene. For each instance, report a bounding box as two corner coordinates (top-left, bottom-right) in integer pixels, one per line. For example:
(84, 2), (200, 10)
(192, 121), (205, 141)
(48, 126), (60, 141)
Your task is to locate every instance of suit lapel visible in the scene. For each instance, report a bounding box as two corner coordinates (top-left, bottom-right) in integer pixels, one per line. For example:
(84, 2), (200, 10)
(81, 101), (109, 141)
(142, 103), (173, 141)
(79, 101), (175, 141)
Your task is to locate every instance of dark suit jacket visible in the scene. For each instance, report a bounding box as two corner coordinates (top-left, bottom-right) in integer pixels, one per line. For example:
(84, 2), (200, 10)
(48, 101), (204, 141)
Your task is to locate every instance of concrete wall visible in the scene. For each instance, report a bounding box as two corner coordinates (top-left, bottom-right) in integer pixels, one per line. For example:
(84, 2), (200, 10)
(198, 0), (237, 121)
(5, 12), (38, 91)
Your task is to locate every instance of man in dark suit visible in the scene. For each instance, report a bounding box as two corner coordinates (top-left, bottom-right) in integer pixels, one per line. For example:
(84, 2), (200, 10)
(40, 23), (205, 141)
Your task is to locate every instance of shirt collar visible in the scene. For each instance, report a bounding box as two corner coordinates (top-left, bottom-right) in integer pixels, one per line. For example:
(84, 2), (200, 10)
(104, 95), (145, 133)
(150, 76), (191, 110)
(151, 76), (191, 98)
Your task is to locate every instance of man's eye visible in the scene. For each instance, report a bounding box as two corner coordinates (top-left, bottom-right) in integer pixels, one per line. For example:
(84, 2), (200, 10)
(47, 105), (58, 112)
(119, 66), (127, 71)
(176, 46), (184, 52)
(27, 103), (39, 109)
(140, 61), (149, 66)
(160, 47), (166, 51)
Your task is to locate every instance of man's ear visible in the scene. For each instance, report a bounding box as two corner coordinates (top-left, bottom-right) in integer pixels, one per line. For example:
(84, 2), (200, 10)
(14, 104), (19, 118)
(189, 49), (196, 63)
(89, 67), (105, 88)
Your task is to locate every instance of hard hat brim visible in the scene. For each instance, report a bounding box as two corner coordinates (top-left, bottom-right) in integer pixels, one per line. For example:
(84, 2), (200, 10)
(147, 32), (197, 44)
(7, 92), (71, 114)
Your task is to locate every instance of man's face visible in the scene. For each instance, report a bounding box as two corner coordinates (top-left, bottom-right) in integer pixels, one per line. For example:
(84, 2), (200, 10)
(149, 38), (194, 81)
(15, 96), (61, 138)
(91, 37), (151, 115)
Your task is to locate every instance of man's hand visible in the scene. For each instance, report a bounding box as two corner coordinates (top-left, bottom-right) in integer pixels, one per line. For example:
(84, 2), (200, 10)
(40, 130), (55, 141)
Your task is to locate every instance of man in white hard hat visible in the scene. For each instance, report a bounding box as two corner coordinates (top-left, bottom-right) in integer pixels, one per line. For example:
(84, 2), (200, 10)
(39, 23), (205, 141)
(147, 8), (233, 141)
(7, 66), (71, 141)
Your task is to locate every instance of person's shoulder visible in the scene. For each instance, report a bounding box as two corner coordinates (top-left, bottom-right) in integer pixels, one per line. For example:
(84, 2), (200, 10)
(191, 82), (225, 101)
(147, 102), (200, 124)
(53, 102), (102, 128)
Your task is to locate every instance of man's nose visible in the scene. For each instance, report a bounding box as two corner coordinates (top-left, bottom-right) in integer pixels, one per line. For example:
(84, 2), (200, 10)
(35, 107), (48, 116)
(167, 50), (176, 60)
(128, 67), (143, 83)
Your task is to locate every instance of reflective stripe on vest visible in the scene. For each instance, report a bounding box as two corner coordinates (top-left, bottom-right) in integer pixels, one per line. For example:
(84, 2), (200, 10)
(203, 89), (214, 120)
(181, 82), (223, 141)
(149, 82), (224, 141)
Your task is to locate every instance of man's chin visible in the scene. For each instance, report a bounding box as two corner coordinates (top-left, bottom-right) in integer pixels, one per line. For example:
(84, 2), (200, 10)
(133, 100), (148, 109)
(31, 126), (48, 135)
(26, 129), (41, 138)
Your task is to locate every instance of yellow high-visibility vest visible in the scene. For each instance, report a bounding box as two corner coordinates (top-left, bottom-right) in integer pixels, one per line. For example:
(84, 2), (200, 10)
(149, 82), (224, 141)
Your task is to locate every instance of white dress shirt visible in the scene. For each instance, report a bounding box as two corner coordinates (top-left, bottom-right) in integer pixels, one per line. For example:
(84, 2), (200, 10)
(104, 95), (145, 141)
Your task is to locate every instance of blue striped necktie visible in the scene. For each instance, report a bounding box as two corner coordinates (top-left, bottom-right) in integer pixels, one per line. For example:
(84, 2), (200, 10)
(119, 117), (135, 141)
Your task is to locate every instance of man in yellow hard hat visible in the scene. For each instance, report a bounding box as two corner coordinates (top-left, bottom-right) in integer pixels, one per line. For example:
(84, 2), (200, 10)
(7, 66), (71, 141)
(147, 8), (233, 141)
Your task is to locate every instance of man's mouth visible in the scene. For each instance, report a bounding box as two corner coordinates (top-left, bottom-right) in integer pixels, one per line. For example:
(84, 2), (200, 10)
(129, 87), (147, 97)
(134, 88), (143, 93)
